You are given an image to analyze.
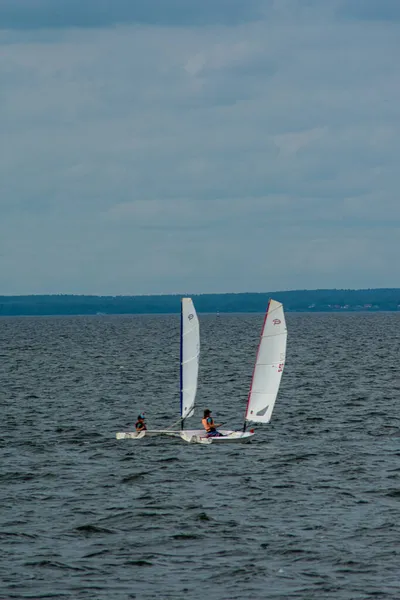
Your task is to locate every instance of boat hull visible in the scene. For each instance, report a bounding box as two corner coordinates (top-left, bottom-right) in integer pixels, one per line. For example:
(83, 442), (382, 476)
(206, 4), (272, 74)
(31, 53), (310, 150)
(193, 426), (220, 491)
(179, 430), (255, 444)
(116, 430), (180, 440)
(116, 429), (254, 443)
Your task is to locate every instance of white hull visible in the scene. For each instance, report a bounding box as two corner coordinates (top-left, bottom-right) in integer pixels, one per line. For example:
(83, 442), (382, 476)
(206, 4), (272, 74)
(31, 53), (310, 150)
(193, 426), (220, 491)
(116, 429), (254, 443)
(116, 430), (181, 440)
(180, 429), (255, 444)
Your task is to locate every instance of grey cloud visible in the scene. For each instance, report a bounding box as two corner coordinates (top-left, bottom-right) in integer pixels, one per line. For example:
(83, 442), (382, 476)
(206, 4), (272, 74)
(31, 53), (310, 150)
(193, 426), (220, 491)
(1, 5), (399, 293)
(339, 0), (400, 21)
(0, 0), (263, 30)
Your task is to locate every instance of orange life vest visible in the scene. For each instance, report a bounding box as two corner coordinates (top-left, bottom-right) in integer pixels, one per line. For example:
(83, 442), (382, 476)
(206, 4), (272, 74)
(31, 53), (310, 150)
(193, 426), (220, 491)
(202, 417), (213, 432)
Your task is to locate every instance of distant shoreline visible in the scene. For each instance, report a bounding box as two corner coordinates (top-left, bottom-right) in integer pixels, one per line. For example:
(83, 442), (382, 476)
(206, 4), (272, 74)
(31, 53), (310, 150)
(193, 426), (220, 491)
(0, 289), (399, 316)
(1, 311), (399, 320)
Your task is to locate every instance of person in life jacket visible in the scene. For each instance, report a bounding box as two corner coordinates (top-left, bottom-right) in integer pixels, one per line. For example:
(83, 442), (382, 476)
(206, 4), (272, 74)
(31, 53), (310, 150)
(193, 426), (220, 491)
(135, 413), (147, 432)
(202, 409), (223, 437)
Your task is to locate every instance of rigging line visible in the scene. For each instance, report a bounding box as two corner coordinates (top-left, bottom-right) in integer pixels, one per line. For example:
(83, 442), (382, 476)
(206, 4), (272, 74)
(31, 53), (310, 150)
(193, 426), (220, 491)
(165, 416), (183, 430)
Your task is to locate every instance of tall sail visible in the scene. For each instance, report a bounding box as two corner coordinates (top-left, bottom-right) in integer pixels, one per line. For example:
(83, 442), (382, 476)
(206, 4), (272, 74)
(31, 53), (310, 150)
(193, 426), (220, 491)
(245, 299), (287, 424)
(180, 298), (200, 421)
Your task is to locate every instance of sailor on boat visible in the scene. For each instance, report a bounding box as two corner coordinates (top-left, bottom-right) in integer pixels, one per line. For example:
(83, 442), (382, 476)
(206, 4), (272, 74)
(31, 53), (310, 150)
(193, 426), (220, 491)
(135, 414), (147, 433)
(202, 409), (223, 437)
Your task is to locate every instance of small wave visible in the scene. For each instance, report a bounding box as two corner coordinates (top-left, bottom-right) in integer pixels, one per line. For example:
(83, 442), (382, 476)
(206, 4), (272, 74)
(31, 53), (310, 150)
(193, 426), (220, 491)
(281, 548), (316, 556)
(0, 531), (37, 539)
(195, 512), (213, 521)
(73, 524), (115, 535)
(121, 472), (146, 483)
(83, 549), (110, 558)
(0, 472), (36, 483)
(24, 560), (86, 571)
(385, 489), (400, 498)
(172, 533), (202, 540)
(136, 511), (164, 518)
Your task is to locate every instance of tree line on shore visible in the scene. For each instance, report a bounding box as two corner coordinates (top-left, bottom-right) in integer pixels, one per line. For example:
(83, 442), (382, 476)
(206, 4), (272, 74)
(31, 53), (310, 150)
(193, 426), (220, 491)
(0, 289), (399, 316)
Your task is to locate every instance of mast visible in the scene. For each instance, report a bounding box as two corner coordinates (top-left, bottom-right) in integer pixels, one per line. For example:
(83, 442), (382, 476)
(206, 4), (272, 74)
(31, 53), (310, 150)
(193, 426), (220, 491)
(180, 298), (184, 430)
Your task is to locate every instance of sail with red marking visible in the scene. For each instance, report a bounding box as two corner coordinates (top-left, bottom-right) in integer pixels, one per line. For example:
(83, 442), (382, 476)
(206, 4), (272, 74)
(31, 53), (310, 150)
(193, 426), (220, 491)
(245, 299), (287, 424)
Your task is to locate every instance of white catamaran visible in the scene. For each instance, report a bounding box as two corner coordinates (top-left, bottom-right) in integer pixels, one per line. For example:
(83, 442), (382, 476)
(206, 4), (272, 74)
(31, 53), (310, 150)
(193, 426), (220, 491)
(180, 299), (287, 444)
(116, 298), (287, 445)
(116, 297), (200, 440)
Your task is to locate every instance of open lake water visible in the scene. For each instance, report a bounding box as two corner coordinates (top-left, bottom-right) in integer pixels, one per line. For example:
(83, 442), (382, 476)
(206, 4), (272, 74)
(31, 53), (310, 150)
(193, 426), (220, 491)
(1, 312), (399, 599)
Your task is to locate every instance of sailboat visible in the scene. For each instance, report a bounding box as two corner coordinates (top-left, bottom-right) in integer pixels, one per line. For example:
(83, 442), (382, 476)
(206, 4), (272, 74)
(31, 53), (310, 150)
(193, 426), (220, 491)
(116, 297), (200, 440)
(180, 299), (287, 444)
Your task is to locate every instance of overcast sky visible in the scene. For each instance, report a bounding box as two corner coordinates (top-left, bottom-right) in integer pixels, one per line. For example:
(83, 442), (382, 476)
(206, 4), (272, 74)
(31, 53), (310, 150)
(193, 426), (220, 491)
(1, 0), (399, 294)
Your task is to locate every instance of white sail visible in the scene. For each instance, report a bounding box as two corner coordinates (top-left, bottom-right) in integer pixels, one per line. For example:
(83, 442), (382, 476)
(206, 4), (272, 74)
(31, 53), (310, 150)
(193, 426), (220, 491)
(245, 299), (287, 424)
(180, 298), (200, 421)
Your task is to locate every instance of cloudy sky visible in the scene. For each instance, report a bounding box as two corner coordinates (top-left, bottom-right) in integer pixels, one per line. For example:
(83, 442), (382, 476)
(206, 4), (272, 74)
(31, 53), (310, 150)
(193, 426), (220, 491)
(1, 0), (399, 294)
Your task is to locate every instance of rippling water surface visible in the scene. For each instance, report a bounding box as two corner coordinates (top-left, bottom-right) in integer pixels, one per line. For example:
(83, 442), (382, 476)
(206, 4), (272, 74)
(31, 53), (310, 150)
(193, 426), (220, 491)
(1, 312), (399, 599)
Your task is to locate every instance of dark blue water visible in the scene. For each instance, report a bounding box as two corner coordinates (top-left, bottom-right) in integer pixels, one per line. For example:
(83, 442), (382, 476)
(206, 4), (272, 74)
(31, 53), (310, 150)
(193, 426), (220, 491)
(1, 313), (399, 599)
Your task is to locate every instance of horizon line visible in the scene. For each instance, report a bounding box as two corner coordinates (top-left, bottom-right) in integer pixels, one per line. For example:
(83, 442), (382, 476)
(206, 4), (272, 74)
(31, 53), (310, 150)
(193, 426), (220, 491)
(1, 287), (400, 298)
